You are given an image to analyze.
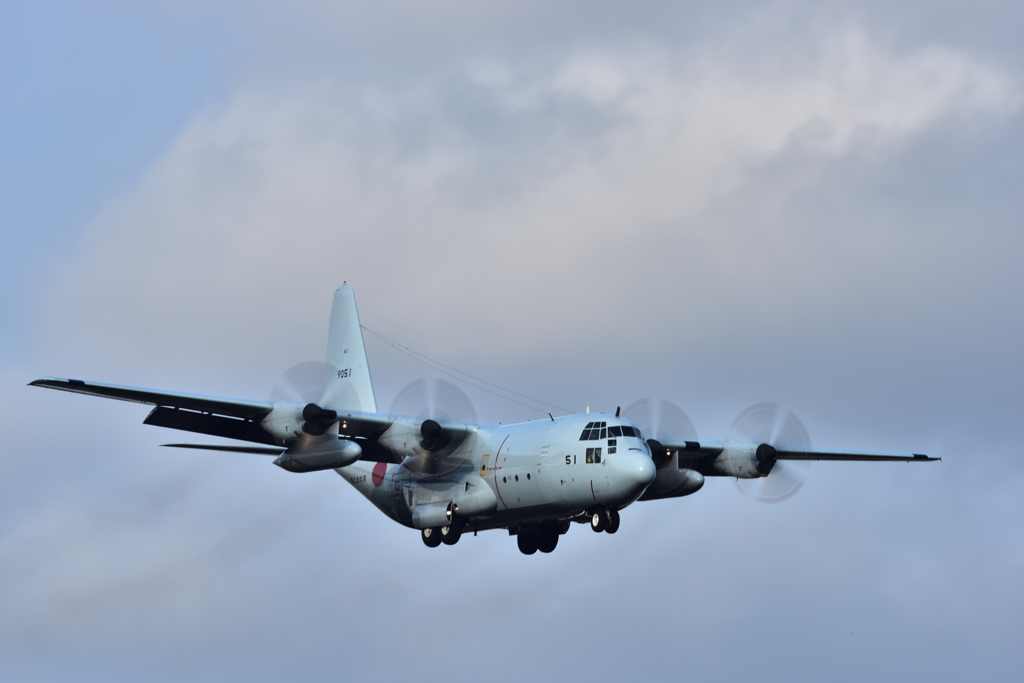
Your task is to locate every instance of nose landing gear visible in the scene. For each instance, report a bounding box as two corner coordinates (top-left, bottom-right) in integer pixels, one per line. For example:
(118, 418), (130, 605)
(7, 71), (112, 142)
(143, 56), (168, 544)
(590, 507), (620, 534)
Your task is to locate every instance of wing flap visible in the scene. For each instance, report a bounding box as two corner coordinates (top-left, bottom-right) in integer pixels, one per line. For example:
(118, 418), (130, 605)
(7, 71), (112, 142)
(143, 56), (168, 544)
(144, 407), (279, 445)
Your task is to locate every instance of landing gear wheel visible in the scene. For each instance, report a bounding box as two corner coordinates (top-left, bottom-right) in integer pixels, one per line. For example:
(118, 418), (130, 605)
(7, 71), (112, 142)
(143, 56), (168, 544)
(590, 511), (607, 533)
(517, 534), (538, 555)
(440, 523), (462, 546)
(605, 509), (620, 534)
(538, 531), (559, 553)
(421, 527), (442, 548)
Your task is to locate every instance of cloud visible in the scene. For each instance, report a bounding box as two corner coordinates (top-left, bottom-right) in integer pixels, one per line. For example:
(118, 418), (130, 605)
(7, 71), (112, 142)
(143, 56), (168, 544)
(37, 28), (1016, 386)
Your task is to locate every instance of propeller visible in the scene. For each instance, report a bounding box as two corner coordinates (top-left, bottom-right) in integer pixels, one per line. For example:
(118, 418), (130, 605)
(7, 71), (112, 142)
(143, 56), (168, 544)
(387, 378), (477, 475)
(622, 398), (697, 440)
(270, 361), (340, 435)
(389, 378), (477, 423)
(270, 361), (334, 404)
(729, 402), (811, 503)
(622, 398), (697, 467)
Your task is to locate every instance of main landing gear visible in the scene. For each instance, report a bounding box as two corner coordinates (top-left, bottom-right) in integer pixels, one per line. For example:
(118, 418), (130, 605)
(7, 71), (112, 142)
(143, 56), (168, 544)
(514, 521), (566, 555)
(590, 507), (620, 534)
(516, 528), (559, 555)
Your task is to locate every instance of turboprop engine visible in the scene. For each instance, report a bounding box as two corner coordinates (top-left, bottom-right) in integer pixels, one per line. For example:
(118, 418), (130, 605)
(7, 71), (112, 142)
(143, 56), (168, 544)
(377, 417), (472, 462)
(260, 401), (362, 472)
(261, 402), (340, 440)
(712, 442), (777, 478)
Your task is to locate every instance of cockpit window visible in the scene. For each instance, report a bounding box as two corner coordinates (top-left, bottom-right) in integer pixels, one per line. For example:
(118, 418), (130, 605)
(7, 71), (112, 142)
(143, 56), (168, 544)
(580, 422), (641, 440)
(579, 421), (606, 440)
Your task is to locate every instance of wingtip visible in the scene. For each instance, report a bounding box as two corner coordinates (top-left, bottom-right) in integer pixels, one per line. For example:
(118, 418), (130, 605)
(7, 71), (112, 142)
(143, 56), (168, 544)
(29, 377), (85, 388)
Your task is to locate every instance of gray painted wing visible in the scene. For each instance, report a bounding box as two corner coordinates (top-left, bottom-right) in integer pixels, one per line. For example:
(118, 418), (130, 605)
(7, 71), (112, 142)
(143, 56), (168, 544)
(655, 437), (938, 462)
(772, 447), (939, 462)
(29, 376), (274, 419)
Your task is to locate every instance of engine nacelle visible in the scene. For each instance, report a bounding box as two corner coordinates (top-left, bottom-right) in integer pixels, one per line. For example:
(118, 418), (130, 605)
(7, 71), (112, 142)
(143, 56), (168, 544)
(261, 402), (307, 440)
(711, 442), (777, 478)
(261, 402), (340, 441)
(377, 417), (471, 461)
(274, 438), (362, 473)
(638, 468), (705, 500)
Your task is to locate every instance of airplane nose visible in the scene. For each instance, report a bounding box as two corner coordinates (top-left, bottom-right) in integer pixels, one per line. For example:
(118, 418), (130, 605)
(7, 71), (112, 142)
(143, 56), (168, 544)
(609, 451), (656, 498)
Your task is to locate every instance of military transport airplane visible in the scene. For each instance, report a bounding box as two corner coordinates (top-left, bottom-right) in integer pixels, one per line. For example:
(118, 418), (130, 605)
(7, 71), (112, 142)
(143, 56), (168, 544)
(30, 286), (938, 555)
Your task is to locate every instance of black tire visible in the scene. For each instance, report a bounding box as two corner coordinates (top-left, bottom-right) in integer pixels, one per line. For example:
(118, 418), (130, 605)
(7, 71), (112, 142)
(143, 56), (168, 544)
(517, 534), (538, 555)
(606, 509), (620, 534)
(590, 511), (607, 533)
(440, 523), (462, 546)
(538, 531), (558, 553)
(421, 527), (442, 548)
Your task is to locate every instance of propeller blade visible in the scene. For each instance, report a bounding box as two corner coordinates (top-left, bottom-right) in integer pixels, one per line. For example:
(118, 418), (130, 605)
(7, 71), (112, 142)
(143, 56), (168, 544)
(270, 361), (337, 404)
(730, 402), (811, 503)
(269, 361), (344, 436)
(389, 378), (477, 423)
(622, 398), (697, 441)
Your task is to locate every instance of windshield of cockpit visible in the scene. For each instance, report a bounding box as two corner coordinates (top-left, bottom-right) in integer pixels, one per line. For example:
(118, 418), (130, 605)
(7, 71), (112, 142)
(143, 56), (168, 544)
(578, 422), (644, 441)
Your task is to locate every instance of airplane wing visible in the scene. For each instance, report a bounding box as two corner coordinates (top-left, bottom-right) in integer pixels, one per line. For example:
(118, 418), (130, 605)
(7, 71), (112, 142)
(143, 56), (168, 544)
(162, 443), (285, 455)
(30, 376), (280, 445)
(655, 438), (938, 465)
(29, 377), (274, 417)
(771, 446), (938, 462)
(29, 376), (398, 453)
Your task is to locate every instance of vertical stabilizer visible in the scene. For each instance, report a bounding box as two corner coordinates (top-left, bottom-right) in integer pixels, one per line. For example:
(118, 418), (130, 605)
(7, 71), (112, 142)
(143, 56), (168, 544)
(322, 285), (377, 413)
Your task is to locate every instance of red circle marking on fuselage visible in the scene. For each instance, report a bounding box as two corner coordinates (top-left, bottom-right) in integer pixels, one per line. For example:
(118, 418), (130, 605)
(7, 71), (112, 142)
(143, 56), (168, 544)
(372, 461), (387, 487)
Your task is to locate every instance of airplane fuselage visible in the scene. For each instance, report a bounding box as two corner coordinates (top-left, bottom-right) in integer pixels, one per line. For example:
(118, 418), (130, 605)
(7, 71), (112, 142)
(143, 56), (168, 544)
(338, 413), (657, 535)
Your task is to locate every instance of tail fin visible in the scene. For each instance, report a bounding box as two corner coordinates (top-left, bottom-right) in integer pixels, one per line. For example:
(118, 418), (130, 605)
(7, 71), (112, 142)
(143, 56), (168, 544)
(322, 285), (378, 413)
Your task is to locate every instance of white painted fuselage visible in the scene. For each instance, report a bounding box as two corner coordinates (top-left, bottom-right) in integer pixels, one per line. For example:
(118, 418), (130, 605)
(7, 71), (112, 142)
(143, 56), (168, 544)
(337, 413), (656, 532)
